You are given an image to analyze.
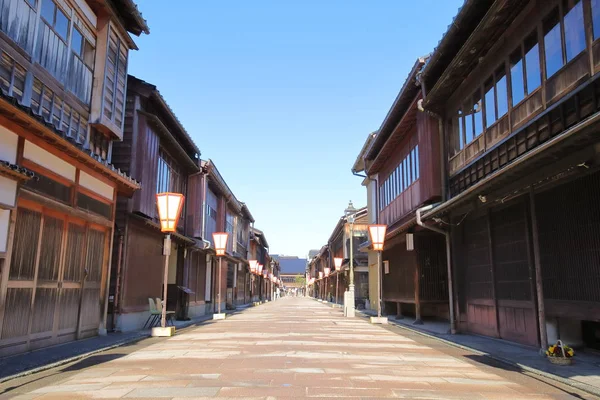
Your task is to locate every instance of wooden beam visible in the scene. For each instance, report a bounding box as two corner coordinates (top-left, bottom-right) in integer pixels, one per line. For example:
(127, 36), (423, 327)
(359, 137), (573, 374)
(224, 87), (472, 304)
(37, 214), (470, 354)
(529, 186), (548, 350)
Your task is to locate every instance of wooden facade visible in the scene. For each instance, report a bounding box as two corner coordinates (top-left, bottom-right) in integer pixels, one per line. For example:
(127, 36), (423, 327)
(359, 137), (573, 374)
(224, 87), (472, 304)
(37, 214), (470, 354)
(308, 208), (369, 307)
(419, 0), (600, 349)
(358, 56), (448, 322)
(0, 0), (147, 355)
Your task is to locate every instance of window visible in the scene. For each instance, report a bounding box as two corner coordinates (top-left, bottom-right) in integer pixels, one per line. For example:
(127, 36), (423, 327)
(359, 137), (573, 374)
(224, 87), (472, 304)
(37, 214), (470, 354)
(563, 0), (585, 62)
(524, 34), (542, 92)
(510, 51), (526, 105)
(473, 93), (483, 137)
(71, 28), (95, 68)
(593, 0), (600, 39)
(544, 1), (586, 78)
(544, 8), (563, 78)
(378, 146), (419, 210)
(484, 78), (496, 128)
(40, 0), (68, 40)
(103, 26), (128, 129)
(68, 27), (94, 104)
(414, 145), (420, 180)
(156, 149), (185, 195)
(484, 65), (508, 128)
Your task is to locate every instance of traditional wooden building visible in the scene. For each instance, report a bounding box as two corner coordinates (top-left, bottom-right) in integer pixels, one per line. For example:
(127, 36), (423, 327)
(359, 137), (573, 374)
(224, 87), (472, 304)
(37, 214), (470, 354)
(358, 56), (449, 323)
(419, 0), (600, 350)
(108, 75), (203, 331)
(249, 227), (272, 301)
(198, 160), (254, 311)
(0, 0), (148, 355)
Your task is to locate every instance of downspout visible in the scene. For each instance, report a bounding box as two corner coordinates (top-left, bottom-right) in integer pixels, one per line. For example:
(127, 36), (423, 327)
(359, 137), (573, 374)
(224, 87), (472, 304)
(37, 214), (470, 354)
(416, 204), (456, 334)
(416, 74), (456, 334)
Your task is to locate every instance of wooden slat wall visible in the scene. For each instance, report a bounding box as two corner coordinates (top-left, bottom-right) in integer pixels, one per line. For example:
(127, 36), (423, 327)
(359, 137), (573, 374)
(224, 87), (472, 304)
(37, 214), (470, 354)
(186, 173), (202, 238)
(378, 106), (441, 228)
(121, 223), (163, 311)
(132, 115), (159, 219)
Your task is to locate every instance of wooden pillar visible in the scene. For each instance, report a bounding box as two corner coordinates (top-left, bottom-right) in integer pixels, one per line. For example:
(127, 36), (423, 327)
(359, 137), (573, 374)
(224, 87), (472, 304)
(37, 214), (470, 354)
(414, 263), (422, 325)
(487, 210), (501, 338)
(396, 302), (403, 319)
(529, 187), (548, 351)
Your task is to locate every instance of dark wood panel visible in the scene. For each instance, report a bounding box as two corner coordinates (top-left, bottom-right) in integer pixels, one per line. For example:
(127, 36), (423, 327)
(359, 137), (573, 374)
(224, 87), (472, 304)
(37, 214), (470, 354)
(132, 115), (159, 219)
(121, 222), (163, 310)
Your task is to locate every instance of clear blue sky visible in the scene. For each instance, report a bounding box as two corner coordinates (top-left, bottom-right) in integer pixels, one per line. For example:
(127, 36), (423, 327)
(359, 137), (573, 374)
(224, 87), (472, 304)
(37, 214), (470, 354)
(129, 0), (463, 257)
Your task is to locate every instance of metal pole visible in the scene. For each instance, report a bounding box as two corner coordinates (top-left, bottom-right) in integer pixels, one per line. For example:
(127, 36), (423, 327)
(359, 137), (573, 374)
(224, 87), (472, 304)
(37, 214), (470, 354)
(348, 220), (355, 317)
(336, 273), (339, 305)
(162, 234), (171, 328)
(377, 251), (382, 318)
(218, 256), (222, 314)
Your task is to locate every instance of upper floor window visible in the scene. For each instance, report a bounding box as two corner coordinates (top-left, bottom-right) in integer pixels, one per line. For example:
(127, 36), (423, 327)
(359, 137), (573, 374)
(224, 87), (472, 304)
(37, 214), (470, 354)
(40, 0), (68, 40)
(544, 1), (586, 79)
(103, 26), (128, 129)
(593, 0), (600, 39)
(379, 145), (419, 210)
(156, 149), (185, 195)
(68, 26), (95, 104)
(484, 65), (508, 128)
(36, 0), (70, 82)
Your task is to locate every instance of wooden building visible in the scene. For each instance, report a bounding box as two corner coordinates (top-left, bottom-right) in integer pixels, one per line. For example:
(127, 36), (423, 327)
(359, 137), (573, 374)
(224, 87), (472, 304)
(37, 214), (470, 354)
(419, 0), (600, 349)
(108, 75), (205, 331)
(308, 207), (369, 306)
(0, 0), (148, 355)
(357, 56), (448, 323)
(199, 160), (254, 311)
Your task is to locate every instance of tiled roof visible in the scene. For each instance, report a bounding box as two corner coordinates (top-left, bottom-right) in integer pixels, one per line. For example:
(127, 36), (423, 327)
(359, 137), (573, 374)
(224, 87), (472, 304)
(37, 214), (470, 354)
(0, 90), (140, 191)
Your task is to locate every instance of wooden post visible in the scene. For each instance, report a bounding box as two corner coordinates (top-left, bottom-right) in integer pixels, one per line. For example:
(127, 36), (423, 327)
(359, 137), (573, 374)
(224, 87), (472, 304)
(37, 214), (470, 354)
(414, 263), (422, 325)
(487, 210), (501, 338)
(529, 187), (548, 351)
(396, 302), (403, 319)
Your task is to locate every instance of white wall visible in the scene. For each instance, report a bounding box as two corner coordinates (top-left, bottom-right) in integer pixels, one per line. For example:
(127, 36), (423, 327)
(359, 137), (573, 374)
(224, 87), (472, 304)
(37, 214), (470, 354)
(0, 126), (18, 163)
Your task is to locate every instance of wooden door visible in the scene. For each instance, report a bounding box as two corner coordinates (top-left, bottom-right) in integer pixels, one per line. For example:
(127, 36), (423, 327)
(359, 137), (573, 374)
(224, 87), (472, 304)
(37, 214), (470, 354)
(0, 202), (107, 356)
(491, 201), (538, 346)
(463, 214), (498, 338)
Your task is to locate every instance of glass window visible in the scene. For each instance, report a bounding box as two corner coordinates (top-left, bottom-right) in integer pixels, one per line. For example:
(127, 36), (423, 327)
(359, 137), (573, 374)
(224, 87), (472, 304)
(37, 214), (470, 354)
(484, 78), (496, 128)
(563, 0), (585, 62)
(593, 0), (600, 40)
(473, 93), (483, 138)
(544, 9), (564, 78)
(399, 163), (403, 192)
(55, 8), (69, 40)
(510, 50), (525, 105)
(71, 28), (83, 56)
(41, 0), (55, 23)
(411, 148), (417, 180)
(415, 145), (420, 179)
(404, 158), (409, 186)
(524, 34), (541, 93)
(496, 70), (508, 118)
(464, 102), (474, 145)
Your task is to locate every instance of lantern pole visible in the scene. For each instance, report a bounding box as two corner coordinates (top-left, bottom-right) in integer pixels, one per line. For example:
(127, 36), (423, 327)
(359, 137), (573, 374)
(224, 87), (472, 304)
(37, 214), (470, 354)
(161, 234), (171, 328)
(218, 256), (222, 314)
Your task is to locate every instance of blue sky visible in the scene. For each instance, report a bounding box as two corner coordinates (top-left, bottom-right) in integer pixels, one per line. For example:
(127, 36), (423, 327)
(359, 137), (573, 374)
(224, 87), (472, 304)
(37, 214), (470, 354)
(129, 0), (463, 257)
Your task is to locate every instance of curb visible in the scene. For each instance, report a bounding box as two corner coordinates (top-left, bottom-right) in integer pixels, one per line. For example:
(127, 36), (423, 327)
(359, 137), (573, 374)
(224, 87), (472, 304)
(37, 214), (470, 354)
(0, 333), (149, 384)
(357, 311), (600, 398)
(0, 313), (218, 384)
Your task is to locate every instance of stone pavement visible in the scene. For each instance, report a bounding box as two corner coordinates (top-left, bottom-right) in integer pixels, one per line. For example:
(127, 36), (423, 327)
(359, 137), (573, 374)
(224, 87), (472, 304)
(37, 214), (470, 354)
(1, 297), (597, 399)
(358, 309), (600, 396)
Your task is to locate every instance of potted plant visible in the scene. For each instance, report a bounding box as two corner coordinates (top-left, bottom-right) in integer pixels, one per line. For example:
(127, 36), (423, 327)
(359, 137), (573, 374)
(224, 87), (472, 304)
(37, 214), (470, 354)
(546, 340), (574, 366)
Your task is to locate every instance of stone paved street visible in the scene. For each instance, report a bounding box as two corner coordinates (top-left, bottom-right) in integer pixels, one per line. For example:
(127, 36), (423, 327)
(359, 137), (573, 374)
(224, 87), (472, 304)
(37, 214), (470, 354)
(1, 297), (596, 399)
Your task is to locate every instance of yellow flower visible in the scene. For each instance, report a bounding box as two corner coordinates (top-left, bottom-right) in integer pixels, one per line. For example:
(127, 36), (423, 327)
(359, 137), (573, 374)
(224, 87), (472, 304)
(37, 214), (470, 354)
(546, 350), (550, 356)
(567, 349), (574, 357)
